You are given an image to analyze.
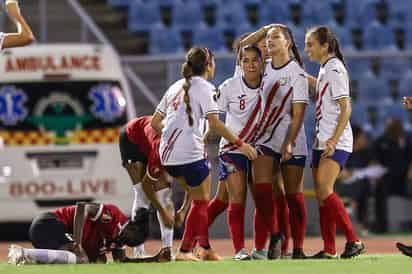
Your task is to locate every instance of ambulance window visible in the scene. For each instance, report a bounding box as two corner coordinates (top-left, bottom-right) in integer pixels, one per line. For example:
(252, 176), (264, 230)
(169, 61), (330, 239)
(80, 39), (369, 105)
(0, 81), (127, 131)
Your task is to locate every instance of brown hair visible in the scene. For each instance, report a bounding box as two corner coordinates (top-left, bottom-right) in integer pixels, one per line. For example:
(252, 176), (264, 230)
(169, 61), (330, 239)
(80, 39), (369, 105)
(239, 45), (263, 62)
(270, 24), (304, 68)
(181, 47), (213, 126)
(307, 25), (346, 67)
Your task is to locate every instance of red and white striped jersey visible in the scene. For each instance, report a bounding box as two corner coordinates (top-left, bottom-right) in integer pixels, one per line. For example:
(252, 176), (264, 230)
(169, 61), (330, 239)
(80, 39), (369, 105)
(313, 57), (353, 153)
(156, 77), (220, 165)
(217, 75), (262, 154)
(254, 59), (309, 155)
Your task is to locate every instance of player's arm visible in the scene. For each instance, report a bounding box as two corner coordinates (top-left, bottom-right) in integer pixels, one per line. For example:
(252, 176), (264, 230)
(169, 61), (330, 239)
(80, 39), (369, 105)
(2, 0), (35, 49)
(239, 24), (276, 48)
(282, 102), (306, 161)
(141, 174), (174, 228)
(72, 202), (102, 263)
(207, 113), (257, 160)
(151, 112), (164, 136)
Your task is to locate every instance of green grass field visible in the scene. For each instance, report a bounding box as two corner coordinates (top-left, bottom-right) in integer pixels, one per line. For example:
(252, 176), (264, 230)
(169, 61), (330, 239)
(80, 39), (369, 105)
(0, 254), (410, 274)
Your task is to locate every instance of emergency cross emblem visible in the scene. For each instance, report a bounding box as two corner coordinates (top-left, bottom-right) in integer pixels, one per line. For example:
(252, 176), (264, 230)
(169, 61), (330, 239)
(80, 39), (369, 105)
(0, 85), (28, 126)
(89, 84), (126, 122)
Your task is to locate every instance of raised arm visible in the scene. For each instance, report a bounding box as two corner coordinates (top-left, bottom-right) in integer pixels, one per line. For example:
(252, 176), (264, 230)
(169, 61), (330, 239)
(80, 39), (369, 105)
(2, 0), (35, 49)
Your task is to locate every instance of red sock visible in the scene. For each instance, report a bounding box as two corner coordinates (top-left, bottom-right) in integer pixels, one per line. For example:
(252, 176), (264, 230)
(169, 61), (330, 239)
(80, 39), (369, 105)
(276, 194), (291, 254)
(227, 203), (245, 253)
(320, 195), (337, 254)
(328, 193), (358, 243)
(208, 198), (228, 227)
(286, 193), (307, 250)
(254, 208), (269, 250)
(181, 200), (209, 251)
(253, 183), (279, 234)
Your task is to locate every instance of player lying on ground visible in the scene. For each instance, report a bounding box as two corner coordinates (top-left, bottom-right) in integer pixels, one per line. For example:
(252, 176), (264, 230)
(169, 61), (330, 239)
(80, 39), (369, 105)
(8, 203), (157, 265)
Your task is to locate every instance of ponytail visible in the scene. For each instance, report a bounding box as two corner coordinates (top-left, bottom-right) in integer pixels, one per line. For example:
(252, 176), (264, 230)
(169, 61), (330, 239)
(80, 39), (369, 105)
(180, 47), (214, 127)
(332, 37), (346, 68)
(181, 62), (194, 127)
(286, 27), (304, 68)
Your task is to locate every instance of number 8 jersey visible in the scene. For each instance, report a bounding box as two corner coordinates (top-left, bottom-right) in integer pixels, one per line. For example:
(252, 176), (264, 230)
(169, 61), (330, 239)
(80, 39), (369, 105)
(216, 75), (262, 154)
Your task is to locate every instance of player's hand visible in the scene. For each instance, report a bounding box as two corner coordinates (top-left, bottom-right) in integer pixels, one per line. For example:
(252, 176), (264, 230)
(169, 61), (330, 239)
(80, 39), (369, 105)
(403, 96), (412, 110)
(160, 208), (174, 228)
(321, 138), (336, 159)
(280, 141), (293, 162)
(239, 143), (258, 160)
(72, 244), (89, 264)
(5, 0), (21, 18)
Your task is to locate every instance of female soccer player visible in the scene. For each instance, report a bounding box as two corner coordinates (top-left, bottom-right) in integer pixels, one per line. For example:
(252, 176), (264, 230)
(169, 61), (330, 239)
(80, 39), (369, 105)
(304, 26), (365, 259)
(250, 25), (309, 260)
(149, 47), (257, 261)
(8, 203), (149, 264)
(215, 45), (264, 260)
(1, 0), (34, 49)
(119, 116), (177, 261)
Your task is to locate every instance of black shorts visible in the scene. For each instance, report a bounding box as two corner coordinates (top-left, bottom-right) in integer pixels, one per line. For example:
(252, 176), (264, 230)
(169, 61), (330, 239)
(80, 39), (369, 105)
(29, 212), (72, 249)
(119, 127), (147, 167)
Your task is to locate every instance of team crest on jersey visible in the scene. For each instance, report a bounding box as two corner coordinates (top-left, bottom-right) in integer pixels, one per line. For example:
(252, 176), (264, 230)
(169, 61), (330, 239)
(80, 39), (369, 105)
(279, 77), (290, 86)
(237, 94), (246, 99)
(0, 85), (28, 126)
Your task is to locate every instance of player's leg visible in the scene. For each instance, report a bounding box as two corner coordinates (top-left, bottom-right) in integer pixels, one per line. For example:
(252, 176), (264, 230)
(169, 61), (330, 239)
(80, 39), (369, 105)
(252, 149), (282, 260)
(8, 245), (78, 265)
(273, 170), (291, 257)
(281, 163), (307, 259)
(208, 180), (229, 227)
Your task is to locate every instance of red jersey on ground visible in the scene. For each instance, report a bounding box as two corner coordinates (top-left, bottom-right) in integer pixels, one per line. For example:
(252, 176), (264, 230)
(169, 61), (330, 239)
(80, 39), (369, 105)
(54, 204), (129, 261)
(125, 116), (162, 180)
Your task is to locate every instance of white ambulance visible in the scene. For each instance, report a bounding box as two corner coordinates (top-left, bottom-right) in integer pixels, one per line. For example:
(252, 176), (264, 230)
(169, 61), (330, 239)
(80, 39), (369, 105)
(0, 44), (136, 222)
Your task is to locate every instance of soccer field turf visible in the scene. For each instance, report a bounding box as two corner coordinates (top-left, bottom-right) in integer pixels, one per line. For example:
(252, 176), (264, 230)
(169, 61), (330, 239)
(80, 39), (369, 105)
(0, 254), (409, 274)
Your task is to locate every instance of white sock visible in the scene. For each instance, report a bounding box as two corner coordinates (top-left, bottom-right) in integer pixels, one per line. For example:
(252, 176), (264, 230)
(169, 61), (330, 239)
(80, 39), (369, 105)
(156, 187), (174, 248)
(132, 183), (150, 257)
(23, 248), (77, 264)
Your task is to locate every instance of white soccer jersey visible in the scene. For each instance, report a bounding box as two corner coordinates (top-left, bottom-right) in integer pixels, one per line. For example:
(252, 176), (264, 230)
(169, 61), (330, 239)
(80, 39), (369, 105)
(156, 76), (220, 165)
(0, 32), (4, 49)
(313, 57), (353, 153)
(217, 75), (262, 154)
(254, 60), (309, 155)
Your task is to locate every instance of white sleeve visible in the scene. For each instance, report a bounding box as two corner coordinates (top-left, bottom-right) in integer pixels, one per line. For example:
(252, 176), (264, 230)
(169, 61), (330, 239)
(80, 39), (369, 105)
(199, 84), (220, 117)
(156, 92), (168, 116)
(216, 81), (229, 113)
(327, 68), (350, 100)
(0, 32), (4, 50)
(292, 72), (309, 104)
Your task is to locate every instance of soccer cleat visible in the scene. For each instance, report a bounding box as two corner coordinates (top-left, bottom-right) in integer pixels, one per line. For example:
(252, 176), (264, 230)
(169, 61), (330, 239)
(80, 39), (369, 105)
(234, 249), (251, 261)
(292, 248), (307, 259)
(251, 248), (267, 260)
(196, 248), (222, 261)
(8, 245), (34, 265)
(267, 233), (283, 259)
(309, 251), (338, 259)
(175, 251), (201, 262)
(340, 241), (365, 259)
(396, 242), (412, 257)
(133, 248), (145, 258)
